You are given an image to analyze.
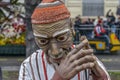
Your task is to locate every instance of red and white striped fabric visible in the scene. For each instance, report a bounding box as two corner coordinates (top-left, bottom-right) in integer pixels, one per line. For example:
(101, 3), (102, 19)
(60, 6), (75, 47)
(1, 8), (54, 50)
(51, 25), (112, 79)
(19, 49), (110, 80)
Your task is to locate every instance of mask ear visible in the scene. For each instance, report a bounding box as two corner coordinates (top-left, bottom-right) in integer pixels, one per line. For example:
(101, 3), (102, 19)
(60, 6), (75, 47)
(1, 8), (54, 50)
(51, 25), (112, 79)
(69, 19), (75, 37)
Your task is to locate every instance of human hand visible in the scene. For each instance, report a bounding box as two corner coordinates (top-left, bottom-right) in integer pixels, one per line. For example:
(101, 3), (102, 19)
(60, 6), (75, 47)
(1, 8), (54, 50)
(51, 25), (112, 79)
(80, 36), (108, 79)
(55, 37), (96, 80)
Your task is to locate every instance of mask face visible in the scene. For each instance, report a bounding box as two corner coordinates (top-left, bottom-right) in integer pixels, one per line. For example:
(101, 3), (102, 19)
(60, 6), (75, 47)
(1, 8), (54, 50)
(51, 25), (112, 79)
(33, 19), (73, 64)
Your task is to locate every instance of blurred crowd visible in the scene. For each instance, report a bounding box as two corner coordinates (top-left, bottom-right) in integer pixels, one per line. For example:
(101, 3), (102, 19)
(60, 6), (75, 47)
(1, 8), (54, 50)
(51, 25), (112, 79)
(74, 9), (120, 45)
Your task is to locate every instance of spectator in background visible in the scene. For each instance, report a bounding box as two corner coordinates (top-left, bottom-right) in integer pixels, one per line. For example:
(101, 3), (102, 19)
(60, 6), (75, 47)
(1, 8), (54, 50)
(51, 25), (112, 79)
(106, 9), (116, 23)
(103, 18), (110, 35)
(87, 18), (94, 25)
(94, 16), (101, 26)
(94, 20), (110, 49)
(116, 5), (120, 17)
(110, 20), (116, 33)
(80, 18), (94, 39)
(116, 17), (120, 40)
(74, 15), (81, 44)
(106, 9), (116, 33)
(116, 17), (120, 26)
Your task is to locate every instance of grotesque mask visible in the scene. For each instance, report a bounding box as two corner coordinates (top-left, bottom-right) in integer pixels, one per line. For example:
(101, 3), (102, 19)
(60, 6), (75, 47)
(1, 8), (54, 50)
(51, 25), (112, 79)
(33, 19), (74, 64)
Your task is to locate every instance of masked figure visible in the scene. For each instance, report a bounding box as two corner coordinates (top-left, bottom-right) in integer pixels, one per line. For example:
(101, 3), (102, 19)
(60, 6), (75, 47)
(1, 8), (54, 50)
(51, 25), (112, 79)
(19, 0), (111, 80)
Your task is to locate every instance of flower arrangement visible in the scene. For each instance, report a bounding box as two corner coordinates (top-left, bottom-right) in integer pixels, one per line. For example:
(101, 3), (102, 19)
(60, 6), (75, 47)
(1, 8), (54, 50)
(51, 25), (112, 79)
(0, 32), (25, 46)
(0, 17), (26, 46)
(0, 0), (26, 55)
(0, 0), (25, 46)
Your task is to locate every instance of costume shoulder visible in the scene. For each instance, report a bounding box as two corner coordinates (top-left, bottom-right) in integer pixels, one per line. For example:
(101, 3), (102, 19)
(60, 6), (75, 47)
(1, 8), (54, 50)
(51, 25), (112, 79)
(22, 49), (43, 65)
(19, 49), (44, 80)
(96, 57), (111, 80)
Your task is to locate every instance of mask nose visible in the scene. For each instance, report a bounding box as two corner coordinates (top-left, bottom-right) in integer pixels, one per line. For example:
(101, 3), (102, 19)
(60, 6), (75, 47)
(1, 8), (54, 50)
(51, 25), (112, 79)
(49, 42), (60, 57)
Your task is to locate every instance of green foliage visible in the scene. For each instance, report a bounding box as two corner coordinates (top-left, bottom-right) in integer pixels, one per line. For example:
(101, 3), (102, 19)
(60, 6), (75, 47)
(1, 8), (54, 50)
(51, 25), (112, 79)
(108, 71), (120, 80)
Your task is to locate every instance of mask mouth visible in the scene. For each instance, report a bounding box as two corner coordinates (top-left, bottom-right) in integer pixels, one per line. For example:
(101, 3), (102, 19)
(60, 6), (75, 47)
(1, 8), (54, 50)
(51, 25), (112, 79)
(48, 48), (69, 60)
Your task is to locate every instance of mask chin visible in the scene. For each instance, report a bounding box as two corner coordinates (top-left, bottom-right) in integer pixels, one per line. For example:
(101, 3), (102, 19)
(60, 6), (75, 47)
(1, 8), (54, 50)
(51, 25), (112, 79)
(46, 48), (71, 63)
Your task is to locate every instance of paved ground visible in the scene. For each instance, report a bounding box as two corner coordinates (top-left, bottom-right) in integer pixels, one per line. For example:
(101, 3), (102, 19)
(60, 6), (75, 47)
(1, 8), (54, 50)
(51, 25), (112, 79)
(0, 52), (120, 71)
(0, 56), (24, 71)
(96, 52), (120, 70)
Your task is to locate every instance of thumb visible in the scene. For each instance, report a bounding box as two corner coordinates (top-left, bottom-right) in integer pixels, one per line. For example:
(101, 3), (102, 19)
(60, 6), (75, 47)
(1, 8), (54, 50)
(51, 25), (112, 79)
(80, 36), (91, 49)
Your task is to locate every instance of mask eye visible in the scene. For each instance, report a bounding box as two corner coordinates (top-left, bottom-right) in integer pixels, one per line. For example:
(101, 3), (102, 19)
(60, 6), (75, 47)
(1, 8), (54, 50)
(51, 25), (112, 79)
(36, 38), (49, 45)
(56, 32), (69, 42)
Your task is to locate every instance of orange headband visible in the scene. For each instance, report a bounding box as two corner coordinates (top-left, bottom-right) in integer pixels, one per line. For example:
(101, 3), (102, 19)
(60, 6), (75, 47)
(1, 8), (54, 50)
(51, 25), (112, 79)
(31, 0), (70, 24)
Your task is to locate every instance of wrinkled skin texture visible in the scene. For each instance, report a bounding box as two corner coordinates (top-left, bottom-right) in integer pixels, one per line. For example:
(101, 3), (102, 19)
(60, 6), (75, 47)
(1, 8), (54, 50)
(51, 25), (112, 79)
(56, 39), (95, 79)
(32, 19), (108, 80)
(33, 19), (73, 64)
(55, 36), (106, 80)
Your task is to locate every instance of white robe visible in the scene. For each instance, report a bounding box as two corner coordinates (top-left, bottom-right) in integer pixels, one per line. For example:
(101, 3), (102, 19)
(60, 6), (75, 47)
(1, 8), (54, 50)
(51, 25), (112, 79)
(18, 49), (110, 80)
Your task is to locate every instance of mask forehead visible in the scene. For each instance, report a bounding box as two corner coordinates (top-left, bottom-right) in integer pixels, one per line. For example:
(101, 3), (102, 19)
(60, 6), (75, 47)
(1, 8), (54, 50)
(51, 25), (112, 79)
(32, 19), (71, 37)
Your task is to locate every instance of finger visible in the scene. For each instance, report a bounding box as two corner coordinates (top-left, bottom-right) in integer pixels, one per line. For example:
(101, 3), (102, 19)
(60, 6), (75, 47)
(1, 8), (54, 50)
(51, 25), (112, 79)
(80, 36), (87, 41)
(80, 36), (91, 49)
(70, 55), (96, 68)
(74, 62), (95, 73)
(68, 62), (95, 76)
(67, 39), (89, 58)
(77, 62), (95, 71)
(68, 49), (93, 62)
(85, 42), (91, 49)
(77, 49), (93, 59)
